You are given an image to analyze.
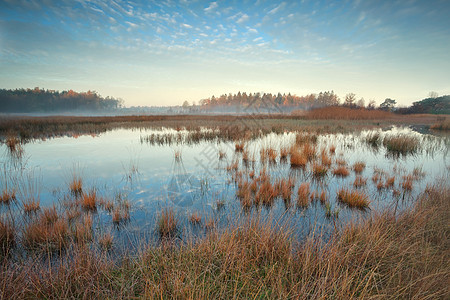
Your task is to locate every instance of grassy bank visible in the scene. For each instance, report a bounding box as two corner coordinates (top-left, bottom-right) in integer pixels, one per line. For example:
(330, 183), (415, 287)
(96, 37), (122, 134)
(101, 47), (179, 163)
(0, 112), (446, 142)
(1, 184), (448, 299)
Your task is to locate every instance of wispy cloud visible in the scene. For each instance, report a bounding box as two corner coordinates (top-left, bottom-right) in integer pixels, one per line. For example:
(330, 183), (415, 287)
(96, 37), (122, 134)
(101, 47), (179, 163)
(204, 2), (218, 13)
(237, 13), (249, 24)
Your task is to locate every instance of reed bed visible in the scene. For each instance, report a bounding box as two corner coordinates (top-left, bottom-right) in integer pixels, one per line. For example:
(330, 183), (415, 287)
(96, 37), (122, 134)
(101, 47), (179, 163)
(306, 106), (393, 120)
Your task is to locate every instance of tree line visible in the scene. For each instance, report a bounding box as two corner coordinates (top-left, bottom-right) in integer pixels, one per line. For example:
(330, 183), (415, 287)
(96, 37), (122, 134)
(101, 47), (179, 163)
(0, 87), (123, 113)
(191, 91), (449, 114)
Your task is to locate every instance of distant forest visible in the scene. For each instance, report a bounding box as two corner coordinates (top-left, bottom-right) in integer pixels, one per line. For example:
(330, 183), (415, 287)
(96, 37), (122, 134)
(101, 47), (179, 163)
(0, 88), (123, 113)
(193, 92), (450, 114)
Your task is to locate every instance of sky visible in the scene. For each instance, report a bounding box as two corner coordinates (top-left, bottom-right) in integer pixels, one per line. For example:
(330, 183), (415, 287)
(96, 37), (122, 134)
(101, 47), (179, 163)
(1, 0), (449, 107)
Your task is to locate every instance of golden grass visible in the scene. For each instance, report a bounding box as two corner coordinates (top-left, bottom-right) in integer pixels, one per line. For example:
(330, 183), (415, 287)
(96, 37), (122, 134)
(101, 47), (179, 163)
(157, 208), (178, 238)
(333, 166), (350, 177)
(352, 161), (366, 174)
(337, 188), (370, 209)
(297, 183), (310, 208)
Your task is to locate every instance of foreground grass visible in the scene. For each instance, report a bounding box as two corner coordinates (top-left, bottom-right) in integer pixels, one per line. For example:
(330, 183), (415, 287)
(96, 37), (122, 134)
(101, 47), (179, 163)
(0, 184), (448, 299)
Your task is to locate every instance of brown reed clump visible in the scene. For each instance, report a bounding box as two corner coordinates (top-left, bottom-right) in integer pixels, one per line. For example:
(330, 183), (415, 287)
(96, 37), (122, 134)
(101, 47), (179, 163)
(319, 190), (327, 204)
(0, 189), (16, 205)
(312, 163), (328, 178)
(321, 149), (332, 167)
(385, 176), (395, 188)
(383, 134), (420, 156)
(70, 177), (83, 197)
(302, 143), (316, 161)
(23, 199), (40, 214)
(402, 175), (414, 191)
(267, 148), (277, 163)
(256, 180), (276, 207)
(235, 141), (245, 152)
(297, 183), (310, 208)
(280, 147), (289, 161)
(81, 190), (97, 211)
(189, 212), (202, 225)
(157, 208), (178, 239)
(0, 219), (15, 255)
(329, 145), (336, 154)
(353, 176), (367, 188)
(333, 166), (350, 177)
(290, 147), (307, 168)
(22, 215), (68, 252)
(337, 188), (370, 209)
(73, 214), (93, 244)
(352, 161), (366, 174)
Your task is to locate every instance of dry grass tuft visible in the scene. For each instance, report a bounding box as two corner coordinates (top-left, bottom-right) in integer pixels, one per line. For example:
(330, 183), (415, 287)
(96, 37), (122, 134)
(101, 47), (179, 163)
(290, 147), (307, 168)
(312, 163), (328, 178)
(297, 183), (310, 208)
(383, 134), (420, 155)
(353, 176), (367, 188)
(0, 189), (16, 205)
(70, 177), (83, 197)
(23, 199), (40, 214)
(333, 166), (350, 177)
(337, 188), (370, 209)
(81, 190), (97, 211)
(189, 212), (202, 225)
(352, 161), (366, 174)
(157, 208), (178, 238)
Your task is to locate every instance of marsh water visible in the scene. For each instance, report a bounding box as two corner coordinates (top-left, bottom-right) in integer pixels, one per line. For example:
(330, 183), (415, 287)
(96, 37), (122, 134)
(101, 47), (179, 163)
(1, 126), (448, 248)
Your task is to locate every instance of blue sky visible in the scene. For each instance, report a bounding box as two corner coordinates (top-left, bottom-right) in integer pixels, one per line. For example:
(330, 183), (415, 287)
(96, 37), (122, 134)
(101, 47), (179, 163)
(1, 0), (449, 106)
